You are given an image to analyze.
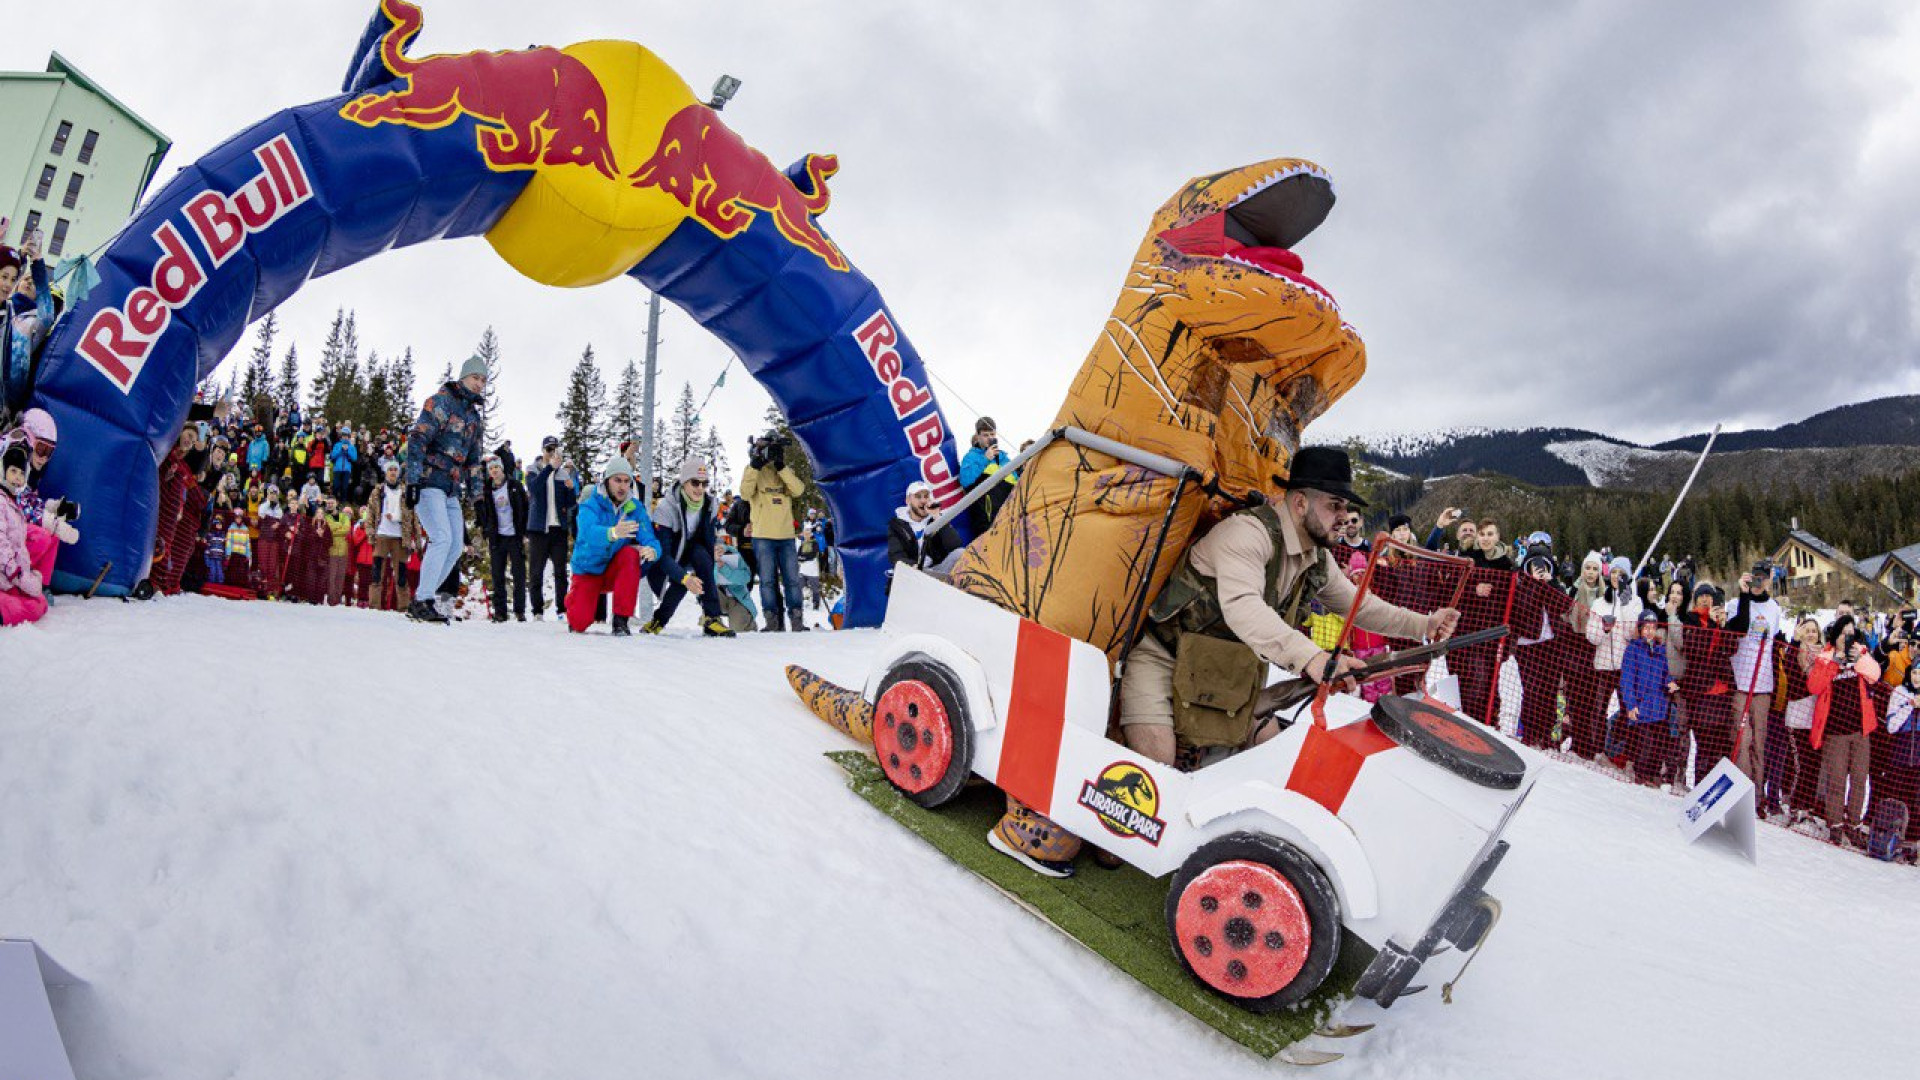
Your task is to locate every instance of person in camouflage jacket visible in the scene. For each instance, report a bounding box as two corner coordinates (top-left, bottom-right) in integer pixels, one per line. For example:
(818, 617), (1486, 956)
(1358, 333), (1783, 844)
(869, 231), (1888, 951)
(403, 356), (488, 621)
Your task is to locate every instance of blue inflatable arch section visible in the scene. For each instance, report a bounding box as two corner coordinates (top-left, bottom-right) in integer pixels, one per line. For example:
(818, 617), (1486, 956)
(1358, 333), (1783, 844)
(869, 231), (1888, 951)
(29, 34), (964, 628)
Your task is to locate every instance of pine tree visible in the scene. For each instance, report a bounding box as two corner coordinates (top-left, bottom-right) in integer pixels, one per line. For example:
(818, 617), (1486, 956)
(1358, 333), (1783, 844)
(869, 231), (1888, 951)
(665, 382), (701, 471)
(651, 418), (670, 484)
(553, 344), (608, 475)
(240, 312), (278, 422)
(311, 308), (347, 417)
(473, 326), (503, 444)
(703, 425), (731, 492)
(275, 344), (301, 419)
(388, 347), (416, 429)
(364, 350), (391, 434)
(609, 358), (644, 453)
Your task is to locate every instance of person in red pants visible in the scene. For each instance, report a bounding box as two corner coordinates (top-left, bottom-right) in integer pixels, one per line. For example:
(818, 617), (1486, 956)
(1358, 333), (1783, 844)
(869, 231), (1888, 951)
(564, 457), (703, 635)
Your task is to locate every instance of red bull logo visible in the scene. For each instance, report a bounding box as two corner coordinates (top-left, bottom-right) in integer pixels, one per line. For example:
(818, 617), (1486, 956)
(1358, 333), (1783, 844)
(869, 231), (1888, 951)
(629, 104), (849, 271)
(340, 0), (618, 179)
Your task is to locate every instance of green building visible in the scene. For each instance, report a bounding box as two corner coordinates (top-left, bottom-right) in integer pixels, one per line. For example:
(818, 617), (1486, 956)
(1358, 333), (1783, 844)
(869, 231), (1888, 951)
(1, 51), (169, 264)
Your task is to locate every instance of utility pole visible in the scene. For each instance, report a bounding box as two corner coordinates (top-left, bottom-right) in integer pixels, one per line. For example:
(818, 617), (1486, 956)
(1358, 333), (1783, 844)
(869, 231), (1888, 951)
(637, 73), (741, 496)
(639, 294), (660, 491)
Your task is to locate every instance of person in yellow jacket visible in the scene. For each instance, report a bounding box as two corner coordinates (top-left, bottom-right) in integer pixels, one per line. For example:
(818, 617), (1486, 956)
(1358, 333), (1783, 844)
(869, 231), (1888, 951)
(739, 431), (807, 632)
(322, 496), (354, 606)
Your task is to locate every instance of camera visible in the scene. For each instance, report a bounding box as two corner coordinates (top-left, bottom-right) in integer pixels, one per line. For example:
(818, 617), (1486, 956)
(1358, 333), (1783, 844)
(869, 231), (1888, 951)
(54, 499), (80, 523)
(749, 430), (791, 470)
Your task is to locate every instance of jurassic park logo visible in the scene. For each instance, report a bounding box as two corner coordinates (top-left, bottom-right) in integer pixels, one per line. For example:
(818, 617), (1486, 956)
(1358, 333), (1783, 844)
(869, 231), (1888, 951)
(1078, 761), (1166, 845)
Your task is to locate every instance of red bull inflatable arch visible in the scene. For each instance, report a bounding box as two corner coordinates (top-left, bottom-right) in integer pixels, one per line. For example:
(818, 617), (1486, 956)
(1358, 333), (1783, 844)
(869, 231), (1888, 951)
(27, 0), (964, 625)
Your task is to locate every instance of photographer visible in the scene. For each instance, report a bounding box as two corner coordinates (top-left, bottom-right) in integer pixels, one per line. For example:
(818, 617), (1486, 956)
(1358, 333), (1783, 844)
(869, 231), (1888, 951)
(1808, 614), (1888, 843)
(740, 429), (807, 631)
(1726, 561), (1786, 788)
(959, 417), (1013, 531)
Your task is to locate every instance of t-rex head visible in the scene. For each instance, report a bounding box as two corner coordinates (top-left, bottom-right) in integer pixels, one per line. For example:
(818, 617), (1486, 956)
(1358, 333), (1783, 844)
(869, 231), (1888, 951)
(1092, 156), (1366, 499)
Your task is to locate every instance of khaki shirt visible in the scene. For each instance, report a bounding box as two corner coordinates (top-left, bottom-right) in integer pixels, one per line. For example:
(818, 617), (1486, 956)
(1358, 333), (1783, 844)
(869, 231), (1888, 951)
(1188, 510), (1429, 674)
(740, 465), (805, 540)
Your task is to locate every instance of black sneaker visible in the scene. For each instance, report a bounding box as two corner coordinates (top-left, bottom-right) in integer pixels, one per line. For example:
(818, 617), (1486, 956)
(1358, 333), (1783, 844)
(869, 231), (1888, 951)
(611, 615), (632, 637)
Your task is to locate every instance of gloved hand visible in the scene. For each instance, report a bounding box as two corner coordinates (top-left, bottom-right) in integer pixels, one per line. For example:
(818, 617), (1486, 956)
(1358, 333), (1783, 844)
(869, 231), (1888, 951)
(768, 444), (784, 469)
(18, 569), (43, 598)
(406, 483), (421, 508)
(52, 519), (79, 545)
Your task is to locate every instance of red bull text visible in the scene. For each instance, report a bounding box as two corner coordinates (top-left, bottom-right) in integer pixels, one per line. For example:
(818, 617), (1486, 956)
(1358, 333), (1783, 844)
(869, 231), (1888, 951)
(79, 136), (312, 393)
(854, 311), (962, 503)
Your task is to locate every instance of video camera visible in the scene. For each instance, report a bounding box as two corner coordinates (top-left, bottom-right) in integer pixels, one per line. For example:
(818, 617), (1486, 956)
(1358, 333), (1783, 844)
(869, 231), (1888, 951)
(748, 429), (791, 471)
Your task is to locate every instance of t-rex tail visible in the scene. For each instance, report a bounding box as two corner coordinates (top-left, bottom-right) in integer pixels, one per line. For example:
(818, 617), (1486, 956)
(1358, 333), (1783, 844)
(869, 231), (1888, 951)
(785, 664), (874, 745)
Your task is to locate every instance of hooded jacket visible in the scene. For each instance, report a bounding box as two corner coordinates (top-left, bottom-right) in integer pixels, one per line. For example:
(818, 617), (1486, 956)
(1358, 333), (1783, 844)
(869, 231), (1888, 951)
(651, 487), (718, 564)
(570, 483), (684, 581)
(403, 381), (487, 498)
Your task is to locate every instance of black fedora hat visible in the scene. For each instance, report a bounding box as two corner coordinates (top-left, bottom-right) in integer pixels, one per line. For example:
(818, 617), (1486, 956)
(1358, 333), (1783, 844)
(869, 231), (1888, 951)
(1283, 446), (1367, 507)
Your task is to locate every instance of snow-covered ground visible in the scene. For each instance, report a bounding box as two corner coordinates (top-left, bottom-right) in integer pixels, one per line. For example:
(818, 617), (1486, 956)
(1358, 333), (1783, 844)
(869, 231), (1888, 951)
(3, 597), (1914, 1079)
(1545, 438), (1689, 487)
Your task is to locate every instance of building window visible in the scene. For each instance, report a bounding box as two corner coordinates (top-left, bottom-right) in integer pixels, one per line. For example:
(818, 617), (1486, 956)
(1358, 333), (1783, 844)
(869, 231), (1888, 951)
(63, 173), (84, 210)
(22, 211), (42, 240)
(50, 120), (73, 156)
(78, 129), (100, 165)
(35, 165), (56, 201)
(50, 219), (70, 257)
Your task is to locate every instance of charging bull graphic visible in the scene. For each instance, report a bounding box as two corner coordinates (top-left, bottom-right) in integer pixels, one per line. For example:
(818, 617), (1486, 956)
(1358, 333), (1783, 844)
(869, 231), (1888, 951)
(25, 0), (958, 626)
(629, 104), (849, 271)
(342, 0), (619, 179)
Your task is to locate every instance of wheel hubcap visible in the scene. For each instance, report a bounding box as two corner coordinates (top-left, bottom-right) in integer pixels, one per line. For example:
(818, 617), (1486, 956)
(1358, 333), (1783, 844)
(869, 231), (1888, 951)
(874, 679), (953, 794)
(1175, 861), (1312, 997)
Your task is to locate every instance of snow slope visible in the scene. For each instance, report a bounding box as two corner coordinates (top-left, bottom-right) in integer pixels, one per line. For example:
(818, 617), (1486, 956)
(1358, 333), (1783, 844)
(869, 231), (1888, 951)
(1545, 438), (1689, 487)
(3, 597), (1914, 1079)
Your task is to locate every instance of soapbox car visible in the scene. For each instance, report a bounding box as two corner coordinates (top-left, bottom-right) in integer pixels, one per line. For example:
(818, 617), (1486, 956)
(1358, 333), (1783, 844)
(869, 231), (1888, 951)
(862, 564), (1538, 1012)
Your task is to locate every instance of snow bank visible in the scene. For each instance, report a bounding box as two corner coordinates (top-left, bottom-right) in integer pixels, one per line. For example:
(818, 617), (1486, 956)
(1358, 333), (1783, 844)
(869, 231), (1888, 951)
(2, 597), (1913, 1078)
(1545, 438), (1688, 487)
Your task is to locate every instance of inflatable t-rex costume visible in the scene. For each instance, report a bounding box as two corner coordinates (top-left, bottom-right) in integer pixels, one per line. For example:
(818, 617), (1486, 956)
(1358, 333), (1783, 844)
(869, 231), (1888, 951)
(793, 156), (1367, 868)
(950, 156), (1365, 660)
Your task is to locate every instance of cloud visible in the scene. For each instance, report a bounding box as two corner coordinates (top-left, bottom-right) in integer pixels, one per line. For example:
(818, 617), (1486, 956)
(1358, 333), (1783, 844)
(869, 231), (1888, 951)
(11, 0), (1916, 461)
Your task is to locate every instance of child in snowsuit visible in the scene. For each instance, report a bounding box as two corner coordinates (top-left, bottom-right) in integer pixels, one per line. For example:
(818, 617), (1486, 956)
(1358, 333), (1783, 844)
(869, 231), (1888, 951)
(225, 512), (254, 592)
(1618, 610), (1678, 785)
(203, 511), (229, 585)
(1, 443), (61, 626)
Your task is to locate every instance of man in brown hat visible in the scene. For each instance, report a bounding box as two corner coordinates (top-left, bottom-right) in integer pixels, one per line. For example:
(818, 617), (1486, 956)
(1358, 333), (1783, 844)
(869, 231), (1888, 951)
(987, 446), (1463, 878)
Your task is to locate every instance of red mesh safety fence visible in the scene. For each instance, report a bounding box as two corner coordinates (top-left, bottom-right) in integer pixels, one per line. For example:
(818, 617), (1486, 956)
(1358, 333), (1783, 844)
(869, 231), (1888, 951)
(1329, 536), (1919, 864)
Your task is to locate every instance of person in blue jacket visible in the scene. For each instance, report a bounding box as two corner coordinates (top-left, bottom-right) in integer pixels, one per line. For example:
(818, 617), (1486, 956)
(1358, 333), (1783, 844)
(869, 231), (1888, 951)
(1618, 609), (1679, 785)
(246, 427), (271, 477)
(565, 456), (702, 636)
(328, 425), (359, 501)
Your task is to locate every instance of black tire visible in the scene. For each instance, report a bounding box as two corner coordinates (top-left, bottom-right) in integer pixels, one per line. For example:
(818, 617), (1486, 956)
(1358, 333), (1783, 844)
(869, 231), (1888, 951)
(873, 656), (974, 809)
(1370, 694), (1526, 790)
(1165, 832), (1341, 1012)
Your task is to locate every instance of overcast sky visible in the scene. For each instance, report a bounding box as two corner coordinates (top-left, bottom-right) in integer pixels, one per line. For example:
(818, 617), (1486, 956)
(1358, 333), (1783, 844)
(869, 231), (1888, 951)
(13, 1), (1919, 476)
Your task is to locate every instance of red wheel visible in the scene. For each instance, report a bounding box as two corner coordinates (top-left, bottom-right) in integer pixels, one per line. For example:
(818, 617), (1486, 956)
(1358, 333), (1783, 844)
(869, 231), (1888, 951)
(1167, 833), (1340, 1011)
(873, 657), (973, 808)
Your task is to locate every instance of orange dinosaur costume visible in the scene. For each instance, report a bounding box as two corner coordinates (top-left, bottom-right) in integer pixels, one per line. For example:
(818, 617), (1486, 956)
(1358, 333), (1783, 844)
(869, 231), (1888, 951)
(953, 157), (1367, 868)
(951, 157), (1365, 660)
(793, 157), (1368, 871)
